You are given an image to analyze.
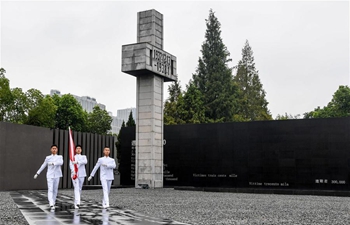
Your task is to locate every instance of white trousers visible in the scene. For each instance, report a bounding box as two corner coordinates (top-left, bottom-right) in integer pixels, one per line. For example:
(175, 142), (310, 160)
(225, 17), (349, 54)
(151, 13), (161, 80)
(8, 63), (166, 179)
(101, 179), (112, 206)
(47, 177), (60, 206)
(72, 177), (85, 205)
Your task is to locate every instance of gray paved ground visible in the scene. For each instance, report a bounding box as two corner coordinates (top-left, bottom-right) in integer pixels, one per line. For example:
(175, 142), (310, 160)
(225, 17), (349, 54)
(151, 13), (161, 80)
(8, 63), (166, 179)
(3, 188), (350, 225)
(0, 192), (29, 225)
(9, 190), (187, 225)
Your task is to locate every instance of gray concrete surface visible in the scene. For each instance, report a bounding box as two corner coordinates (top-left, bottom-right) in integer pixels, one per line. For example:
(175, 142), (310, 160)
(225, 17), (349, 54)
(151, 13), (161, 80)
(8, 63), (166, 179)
(2, 188), (350, 225)
(65, 188), (350, 225)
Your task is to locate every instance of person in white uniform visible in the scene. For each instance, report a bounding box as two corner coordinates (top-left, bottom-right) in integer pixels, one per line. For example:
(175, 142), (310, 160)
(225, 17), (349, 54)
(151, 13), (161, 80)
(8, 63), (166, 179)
(34, 144), (63, 210)
(88, 146), (116, 208)
(70, 144), (87, 209)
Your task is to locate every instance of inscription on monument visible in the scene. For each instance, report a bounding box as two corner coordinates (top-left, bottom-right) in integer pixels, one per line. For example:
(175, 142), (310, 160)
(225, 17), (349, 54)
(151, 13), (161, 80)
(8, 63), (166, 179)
(129, 140), (178, 182)
(249, 182), (290, 187)
(163, 163), (178, 181)
(331, 180), (346, 184)
(315, 178), (346, 184)
(131, 140), (136, 181)
(122, 43), (177, 82)
(152, 47), (173, 76)
(193, 173), (238, 178)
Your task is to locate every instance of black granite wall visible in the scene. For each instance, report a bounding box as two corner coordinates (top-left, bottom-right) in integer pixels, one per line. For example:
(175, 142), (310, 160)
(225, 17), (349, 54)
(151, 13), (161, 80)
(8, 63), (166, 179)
(119, 117), (350, 190)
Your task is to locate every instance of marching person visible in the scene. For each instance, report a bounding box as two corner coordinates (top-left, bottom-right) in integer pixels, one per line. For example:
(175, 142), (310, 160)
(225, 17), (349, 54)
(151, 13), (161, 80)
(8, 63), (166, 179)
(70, 144), (87, 209)
(34, 144), (63, 210)
(88, 146), (116, 208)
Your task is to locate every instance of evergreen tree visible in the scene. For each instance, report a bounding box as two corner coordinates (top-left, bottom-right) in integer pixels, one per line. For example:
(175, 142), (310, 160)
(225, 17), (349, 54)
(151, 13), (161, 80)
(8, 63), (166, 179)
(116, 120), (126, 172)
(192, 9), (236, 122)
(233, 40), (272, 121)
(164, 80), (186, 125)
(182, 81), (206, 124)
(168, 79), (182, 103)
(126, 111), (136, 127)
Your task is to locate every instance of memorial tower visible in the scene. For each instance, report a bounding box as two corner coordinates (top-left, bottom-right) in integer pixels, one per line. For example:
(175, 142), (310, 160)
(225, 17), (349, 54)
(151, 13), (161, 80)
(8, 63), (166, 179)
(121, 9), (177, 188)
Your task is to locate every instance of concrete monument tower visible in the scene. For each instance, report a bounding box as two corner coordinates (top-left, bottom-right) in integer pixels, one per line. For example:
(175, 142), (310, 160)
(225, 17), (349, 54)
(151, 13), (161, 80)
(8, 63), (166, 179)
(121, 9), (177, 188)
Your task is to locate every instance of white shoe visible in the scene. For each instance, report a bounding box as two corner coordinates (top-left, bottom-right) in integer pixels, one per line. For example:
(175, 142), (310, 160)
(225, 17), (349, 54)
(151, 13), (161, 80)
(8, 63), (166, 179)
(50, 205), (55, 210)
(74, 205), (79, 209)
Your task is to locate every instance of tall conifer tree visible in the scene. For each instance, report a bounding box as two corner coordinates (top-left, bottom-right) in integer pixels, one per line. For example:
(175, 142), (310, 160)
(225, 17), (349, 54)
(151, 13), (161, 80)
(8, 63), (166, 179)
(126, 111), (136, 127)
(192, 9), (236, 122)
(164, 80), (185, 125)
(182, 81), (206, 124)
(234, 40), (272, 121)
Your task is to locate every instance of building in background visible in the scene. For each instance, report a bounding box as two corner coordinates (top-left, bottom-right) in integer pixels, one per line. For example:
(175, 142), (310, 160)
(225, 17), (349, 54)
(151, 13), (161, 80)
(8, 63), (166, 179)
(110, 115), (124, 135)
(50, 89), (61, 96)
(110, 108), (137, 134)
(50, 89), (106, 113)
(117, 108), (137, 122)
(75, 96), (106, 113)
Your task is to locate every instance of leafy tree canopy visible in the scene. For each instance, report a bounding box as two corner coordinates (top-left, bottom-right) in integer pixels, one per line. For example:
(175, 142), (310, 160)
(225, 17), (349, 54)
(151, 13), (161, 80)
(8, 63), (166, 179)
(86, 105), (112, 134)
(0, 68), (12, 122)
(54, 94), (87, 131)
(304, 85), (350, 119)
(275, 113), (301, 120)
(26, 95), (57, 128)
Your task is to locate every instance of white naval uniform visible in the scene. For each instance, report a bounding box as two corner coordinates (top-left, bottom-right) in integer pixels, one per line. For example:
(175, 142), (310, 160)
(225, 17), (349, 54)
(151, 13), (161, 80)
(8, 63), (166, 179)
(69, 154), (87, 205)
(90, 156), (116, 207)
(36, 154), (63, 206)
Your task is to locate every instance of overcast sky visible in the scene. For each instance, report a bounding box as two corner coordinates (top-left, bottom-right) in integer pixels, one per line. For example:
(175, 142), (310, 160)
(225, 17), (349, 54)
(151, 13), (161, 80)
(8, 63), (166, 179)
(1, 1), (349, 118)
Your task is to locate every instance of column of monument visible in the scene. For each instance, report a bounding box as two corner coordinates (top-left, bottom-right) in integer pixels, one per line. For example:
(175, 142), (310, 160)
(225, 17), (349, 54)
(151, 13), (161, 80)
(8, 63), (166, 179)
(121, 9), (177, 188)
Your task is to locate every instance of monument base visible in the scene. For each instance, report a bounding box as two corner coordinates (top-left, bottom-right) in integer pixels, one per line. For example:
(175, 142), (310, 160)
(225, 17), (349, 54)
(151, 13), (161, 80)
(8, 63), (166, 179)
(137, 179), (163, 189)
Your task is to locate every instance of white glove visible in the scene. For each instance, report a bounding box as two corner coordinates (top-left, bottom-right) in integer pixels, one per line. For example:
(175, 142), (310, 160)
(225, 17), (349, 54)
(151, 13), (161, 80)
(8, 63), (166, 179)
(33, 174), (38, 179)
(71, 172), (76, 178)
(72, 161), (78, 165)
(88, 176), (92, 181)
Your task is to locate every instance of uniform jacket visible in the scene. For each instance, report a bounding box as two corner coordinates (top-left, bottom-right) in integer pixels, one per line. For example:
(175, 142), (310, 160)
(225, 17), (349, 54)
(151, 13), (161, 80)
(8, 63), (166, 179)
(69, 154), (87, 178)
(90, 156), (116, 180)
(37, 154), (63, 178)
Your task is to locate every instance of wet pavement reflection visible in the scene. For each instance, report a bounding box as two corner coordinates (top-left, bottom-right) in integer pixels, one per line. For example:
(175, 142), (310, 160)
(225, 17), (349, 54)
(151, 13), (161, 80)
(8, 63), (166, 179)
(10, 190), (189, 225)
